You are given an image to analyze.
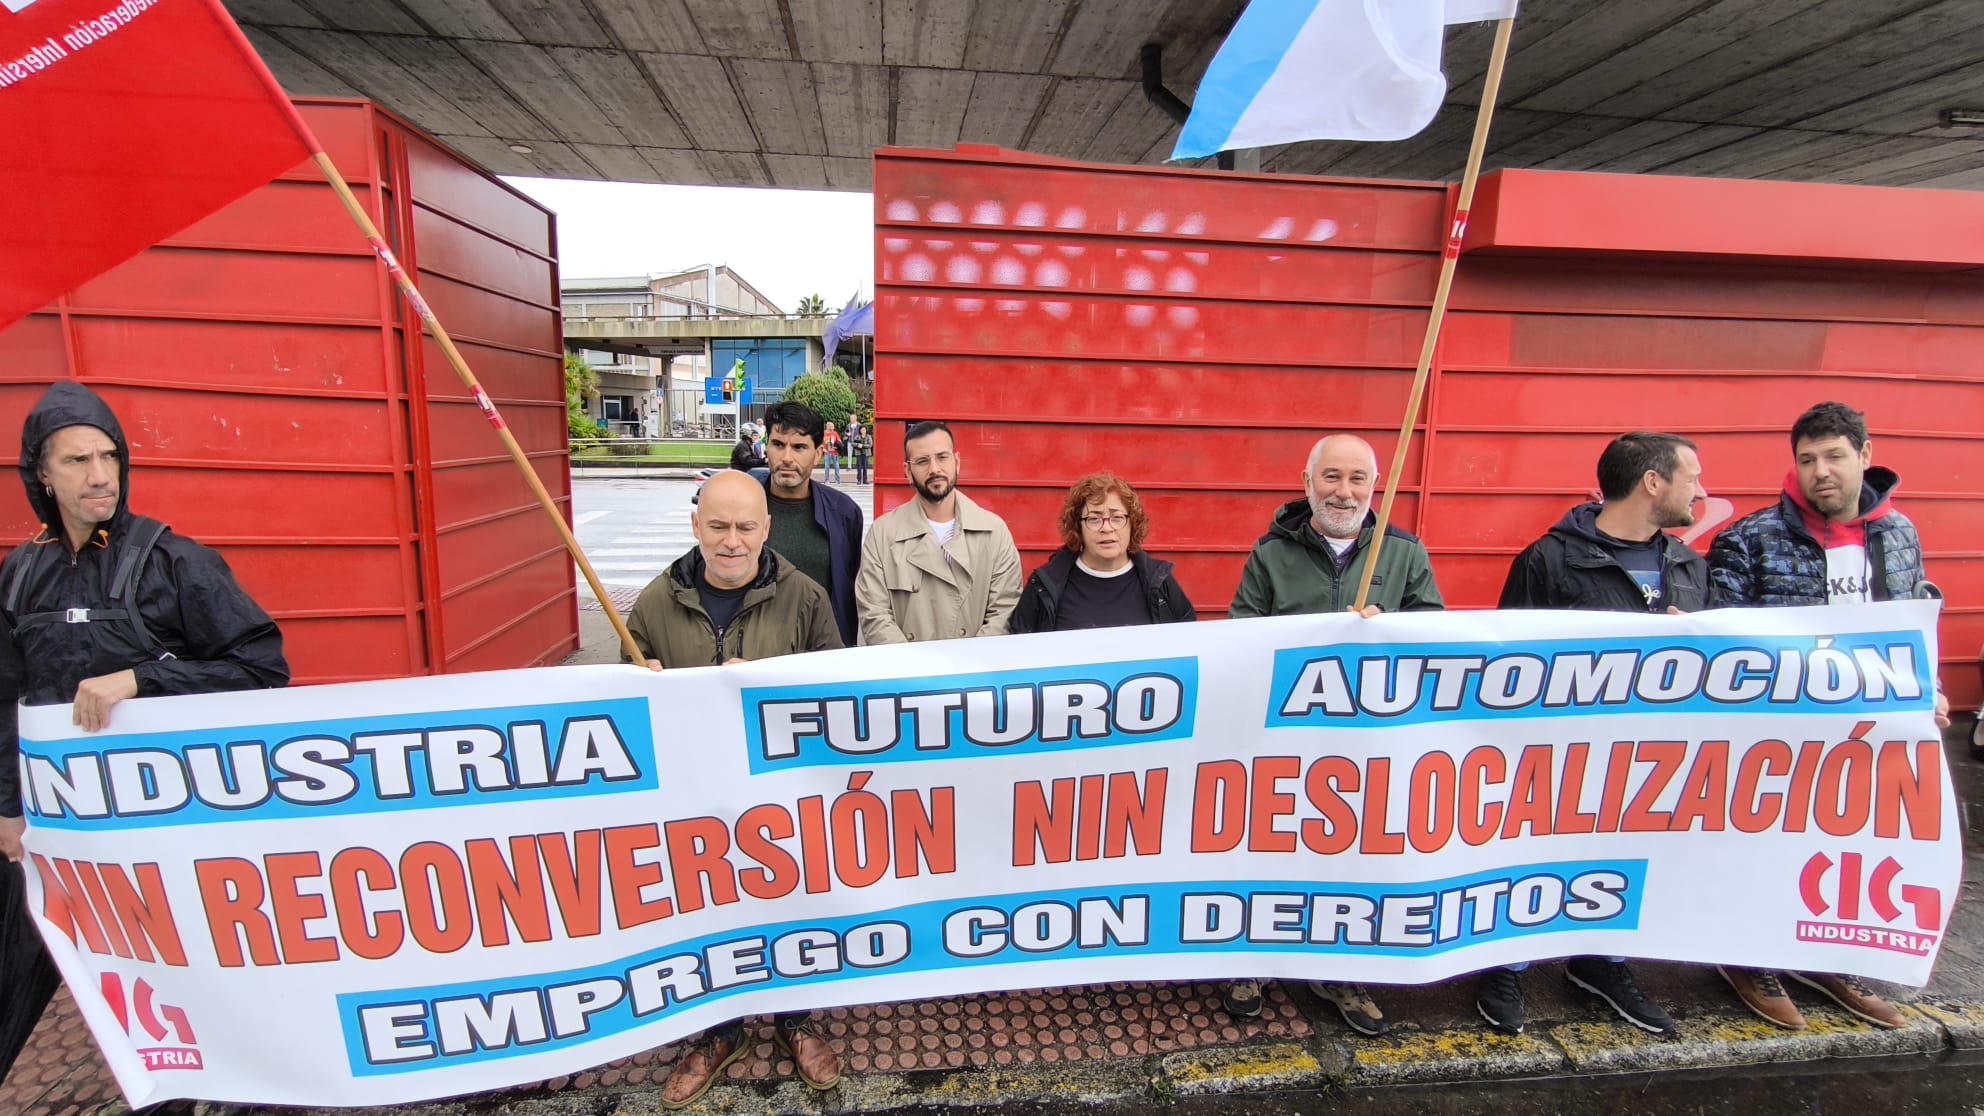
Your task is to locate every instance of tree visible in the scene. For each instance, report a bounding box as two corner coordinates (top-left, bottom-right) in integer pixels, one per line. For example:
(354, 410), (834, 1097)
(796, 293), (827, 316)
(782, 364), (858, 429)
(564, 352), (604, 438)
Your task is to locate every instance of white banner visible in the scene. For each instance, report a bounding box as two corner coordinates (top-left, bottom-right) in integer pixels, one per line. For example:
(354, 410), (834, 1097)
(15, 601), (1955, 1107)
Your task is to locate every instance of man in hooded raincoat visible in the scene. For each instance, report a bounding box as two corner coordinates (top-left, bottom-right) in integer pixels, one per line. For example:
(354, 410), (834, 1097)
(0, 382), (288, 1082)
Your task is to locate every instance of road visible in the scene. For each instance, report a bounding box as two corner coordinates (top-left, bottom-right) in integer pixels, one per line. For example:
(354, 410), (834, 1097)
(570, 475), (875, 606)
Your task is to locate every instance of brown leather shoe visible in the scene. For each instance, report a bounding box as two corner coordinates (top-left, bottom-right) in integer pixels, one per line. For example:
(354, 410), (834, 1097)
(1719, 966), (1806, 1029)
(776, 1018), (842, 1091)
(1789, 972), (1908, 1028)
(660, 1030), (747, 1109)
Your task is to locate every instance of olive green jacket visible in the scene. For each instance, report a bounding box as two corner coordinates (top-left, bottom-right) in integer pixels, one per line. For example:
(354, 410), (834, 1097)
(1229, 499), (1444, 617)
(625, 549), (842, 667)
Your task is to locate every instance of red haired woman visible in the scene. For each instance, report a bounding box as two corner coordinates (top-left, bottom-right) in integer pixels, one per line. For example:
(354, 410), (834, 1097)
(1010, 472), (1195, 632)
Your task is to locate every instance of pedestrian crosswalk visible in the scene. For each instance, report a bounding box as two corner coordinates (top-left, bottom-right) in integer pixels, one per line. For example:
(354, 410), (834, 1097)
(573, 480), (875, 610)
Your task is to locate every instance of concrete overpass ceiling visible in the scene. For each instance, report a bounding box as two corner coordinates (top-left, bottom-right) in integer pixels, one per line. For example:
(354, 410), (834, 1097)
(230, 0), (1984, 191)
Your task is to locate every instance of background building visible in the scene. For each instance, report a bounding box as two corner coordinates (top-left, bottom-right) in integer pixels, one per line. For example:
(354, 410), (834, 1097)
(561, 265), (821, 435)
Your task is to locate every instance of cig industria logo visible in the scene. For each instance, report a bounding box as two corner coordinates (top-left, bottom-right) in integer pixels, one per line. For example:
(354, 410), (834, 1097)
(2, 0), (46, 15)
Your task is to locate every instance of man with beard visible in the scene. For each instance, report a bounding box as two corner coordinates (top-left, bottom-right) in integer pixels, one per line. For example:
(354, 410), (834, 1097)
(758, 401), (864, 645)
(0, 382), (288, 1084)
(1708, 401), (1947, 1031)
(1474, 431), (1706, 1039)
(1224, 432), (1442, 1036)
(855, 420), (1021, 643)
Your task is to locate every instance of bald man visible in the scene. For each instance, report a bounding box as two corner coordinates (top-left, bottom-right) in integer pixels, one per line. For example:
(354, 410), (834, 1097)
(626, 470), (841, 668)
(1222, 433), (1444, 1036)
(622, 470), (843, 1104)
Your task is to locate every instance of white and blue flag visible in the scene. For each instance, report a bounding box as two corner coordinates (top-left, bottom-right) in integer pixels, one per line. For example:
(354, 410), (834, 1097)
(1172, 0), (1518, 160)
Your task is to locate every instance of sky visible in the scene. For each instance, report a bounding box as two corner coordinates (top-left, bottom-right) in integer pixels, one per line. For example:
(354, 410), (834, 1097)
(504, 178), (875, 315)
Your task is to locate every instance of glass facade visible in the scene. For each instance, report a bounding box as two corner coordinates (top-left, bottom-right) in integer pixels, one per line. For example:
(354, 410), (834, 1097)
(711, 338), (808, 397)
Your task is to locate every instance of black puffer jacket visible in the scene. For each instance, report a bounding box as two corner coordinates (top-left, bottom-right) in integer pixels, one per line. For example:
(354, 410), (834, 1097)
(1009, 549), (1196, 633)
(1500, 502), (1708, 613)
(1, 383), (288, 815)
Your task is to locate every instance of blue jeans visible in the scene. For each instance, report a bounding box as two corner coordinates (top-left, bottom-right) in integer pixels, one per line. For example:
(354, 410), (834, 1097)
(825, 451), (841, 481)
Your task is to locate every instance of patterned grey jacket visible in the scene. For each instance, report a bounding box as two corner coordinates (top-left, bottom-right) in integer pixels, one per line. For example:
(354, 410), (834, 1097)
(1707, 466), (1925, 607)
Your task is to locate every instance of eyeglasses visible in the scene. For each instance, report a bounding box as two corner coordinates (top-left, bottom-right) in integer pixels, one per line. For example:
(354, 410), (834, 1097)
(1082, 513), (1129, 529)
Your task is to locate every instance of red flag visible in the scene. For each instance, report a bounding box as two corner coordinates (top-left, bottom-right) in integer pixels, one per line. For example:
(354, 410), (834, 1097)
(0, 0), (313, 328)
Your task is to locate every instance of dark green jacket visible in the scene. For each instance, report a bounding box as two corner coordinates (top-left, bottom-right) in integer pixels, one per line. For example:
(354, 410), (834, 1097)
(625, 549), (842, 667)
(1229, 499), (1444, 617)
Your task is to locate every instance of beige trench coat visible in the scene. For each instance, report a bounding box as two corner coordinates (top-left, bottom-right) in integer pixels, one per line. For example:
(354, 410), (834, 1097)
(854, 490), (1022, 644)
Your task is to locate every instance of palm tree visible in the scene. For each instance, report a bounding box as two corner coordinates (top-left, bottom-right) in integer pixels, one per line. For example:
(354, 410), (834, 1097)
(797, 293), (827, 316)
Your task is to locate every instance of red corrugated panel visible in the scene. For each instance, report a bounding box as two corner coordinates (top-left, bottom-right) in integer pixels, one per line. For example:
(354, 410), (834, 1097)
(0, 99), (575, 683)
(875, 147), (1984, 708)
(395, 127), (574, 673)
(1464, 169), (1984, 269)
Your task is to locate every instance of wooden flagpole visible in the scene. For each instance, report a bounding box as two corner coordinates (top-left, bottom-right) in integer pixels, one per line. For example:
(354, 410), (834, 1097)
(1353, 16), (1517, 611)
(203, 0), (644, 665)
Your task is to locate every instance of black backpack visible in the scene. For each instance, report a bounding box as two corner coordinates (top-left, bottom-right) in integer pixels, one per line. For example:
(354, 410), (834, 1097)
(4, 515), (176, 660)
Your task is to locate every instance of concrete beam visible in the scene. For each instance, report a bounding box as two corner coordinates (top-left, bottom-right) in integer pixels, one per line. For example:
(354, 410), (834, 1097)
(681, 0), (793, 59)
(232, 0), (1984, 193)
(791, 0), (884, 65)
(895, 68), (974, 149)
(637, 53), (760, 151)
(815, 63), (892, 159)
(594, 0), (706, 54)
(882, 0), (971, 67)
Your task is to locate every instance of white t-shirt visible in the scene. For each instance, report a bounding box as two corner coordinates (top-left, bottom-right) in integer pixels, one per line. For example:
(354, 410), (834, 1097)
(1075, 557), (1134, 579)
(1322, 534), (1356, 558)
(930, 518), (958, 556)
(1826, 542), (1873, 603)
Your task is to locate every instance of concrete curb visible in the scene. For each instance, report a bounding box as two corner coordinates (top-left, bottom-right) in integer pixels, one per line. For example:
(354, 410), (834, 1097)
(156, 996), (1984, 1116)
(570, 465), (710, 479)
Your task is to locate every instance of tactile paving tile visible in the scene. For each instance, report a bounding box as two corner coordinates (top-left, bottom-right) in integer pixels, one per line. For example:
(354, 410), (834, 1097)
(0, 988), (121, 1116)
(3, 978), (1307, 1111)
(577, 584), (642, 613)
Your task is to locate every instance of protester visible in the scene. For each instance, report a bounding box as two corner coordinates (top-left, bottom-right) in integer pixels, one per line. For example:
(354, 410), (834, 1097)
(758, 401), (864, 645)
(0, 382), (289, 1083)
(822, 420), (843, 482)
(730, 427), (765, 471)
(1707, 401), (1946, 1030)
(855, 420), (1021, 643)
(852, 420), (872, 485)
(1480, 431), (1707, 1038)
(624, 469), (841, 1104)
(1224, 433), (1444, 1036)
(1010, 472), (1194, 632)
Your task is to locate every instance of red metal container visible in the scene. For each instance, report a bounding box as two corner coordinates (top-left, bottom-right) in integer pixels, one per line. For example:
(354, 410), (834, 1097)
(0, 99), (575, 684)
(873, 147), (1984, 707)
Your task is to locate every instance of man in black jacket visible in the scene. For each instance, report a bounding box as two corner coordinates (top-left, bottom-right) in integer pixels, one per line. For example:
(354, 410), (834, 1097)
(0, 382), (288, 1082)
(1478, 431), (1706, 1040)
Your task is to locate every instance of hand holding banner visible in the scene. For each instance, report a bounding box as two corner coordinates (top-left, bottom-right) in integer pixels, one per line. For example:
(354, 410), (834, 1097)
(16, 601), (1954, 1107)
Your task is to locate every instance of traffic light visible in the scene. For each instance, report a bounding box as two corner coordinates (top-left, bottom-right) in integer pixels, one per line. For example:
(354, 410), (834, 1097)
(721, 377), (735, 402)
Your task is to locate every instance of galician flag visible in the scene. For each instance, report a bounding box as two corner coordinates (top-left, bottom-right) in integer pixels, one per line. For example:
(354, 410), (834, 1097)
(1173, 0), (1519, 160)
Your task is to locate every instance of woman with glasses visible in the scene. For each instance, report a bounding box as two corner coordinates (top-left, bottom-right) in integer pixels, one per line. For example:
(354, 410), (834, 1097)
(1010, 472), (1195, 633)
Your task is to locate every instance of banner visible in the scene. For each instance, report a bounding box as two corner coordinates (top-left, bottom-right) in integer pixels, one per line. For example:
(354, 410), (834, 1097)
(0, 0), (311, 328)
(16, 601), (1954, 1107)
